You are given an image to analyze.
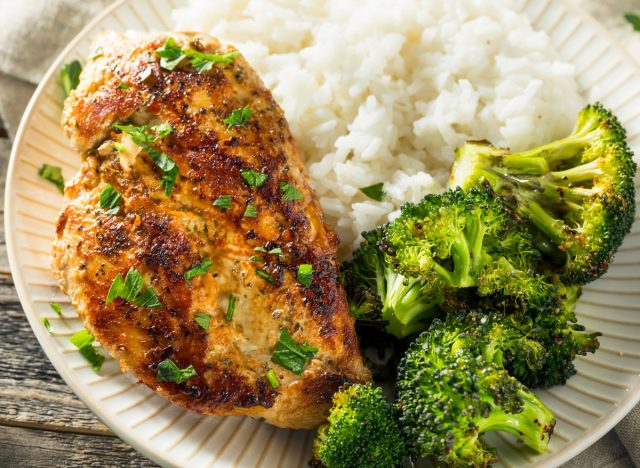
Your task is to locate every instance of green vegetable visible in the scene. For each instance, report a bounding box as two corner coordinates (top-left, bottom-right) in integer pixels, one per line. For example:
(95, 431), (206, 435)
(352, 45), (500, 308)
(156, 359), (197, 384)
(213, 195), (232, 210)
(152, 122), (173, 138)
(256, 269), (274, 284)
(106, 268), (162, 308)
(359, 183), (385, 201)
(223, 106), (252, 129)
(267, 247), (282, 255)
(280, 182), (304, 201)
(194, 313), (211, 330)
(70, 329), (105, 372)
(41, 317), (54, 335)
(60, 60), (82, 97)
(297, 264), (313, 287)
(225, 293), (236, 321)
(184, 258), (213, 285)
(271, 328), (317, 375)
(112, 142), (125, 153)
(450, 103), (636, 284)
(243, 203), (258, 218)
(50, 303), (62, 316)
(155, 37), (186, 70)
(249, 255), (263, 263)
(118, 82), (130, 90)
(266, 369), (280, 389)
(155, 37), (239, 72)
(38, 164), (64, 193)
(397, 312), (556, 466)
(240, 169), (267, 188)
(99, 184), (123, 215)
(312, 384), (408, 468)
(625, 12), (640, 31)
(113, 123), (179, 195)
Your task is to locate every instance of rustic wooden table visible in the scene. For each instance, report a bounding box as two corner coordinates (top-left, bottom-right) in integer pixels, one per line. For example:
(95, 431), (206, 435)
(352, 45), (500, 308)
(0, 119), (157, 467)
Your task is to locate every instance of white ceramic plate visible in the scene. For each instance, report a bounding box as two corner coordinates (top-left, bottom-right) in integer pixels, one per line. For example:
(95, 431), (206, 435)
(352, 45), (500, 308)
(5, 0), (640, 466)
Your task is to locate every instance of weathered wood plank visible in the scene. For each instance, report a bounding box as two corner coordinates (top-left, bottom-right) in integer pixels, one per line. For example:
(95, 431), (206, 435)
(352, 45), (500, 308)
(0, 425), (158, 467)
(0, 137), (11, 273)
(0, 274), (108, 433)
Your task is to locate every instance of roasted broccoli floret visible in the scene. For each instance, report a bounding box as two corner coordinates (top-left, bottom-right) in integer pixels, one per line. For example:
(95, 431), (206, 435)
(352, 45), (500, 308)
(343, 228), (442, 338)
(382, 186), (554, 310)
(311, 383), (409, 468)
(397, 312), (556, 466)
(450, 103), (636, 284)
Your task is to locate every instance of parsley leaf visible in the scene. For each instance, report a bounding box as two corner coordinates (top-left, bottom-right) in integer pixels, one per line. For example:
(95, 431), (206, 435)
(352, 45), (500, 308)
(254, 246), (267, 253)
(268, 247), (282, 255)
(38, 164), (64, 193)
(249, 255), (263, 263)
(223, 106), (252, 129)
(194, 313), (211, 330)
(184, 258), (213, 285)
(50, 303), (62, 316)
(152, 122), (173, 138)
(240, 169), (267, 188)
(359, 182), (385, 201)
(106, 268), (161, 308)
(99, 184), (123, 215)
(155, 38), (186, 70)
(225, 293), (236, 321)
(113, 123), (179, 195)
(271, 329), (318, 375)
(113, 142), (125, 153)
(279, 182), (303, 201)
(213, 195), (232, 210)
(70, 329), (105, 372)
(625, 13), (640, 31)
(297, 264), (313, 287)
(60, 60), (82, 97)
(185, 49), (239, 72)
(156, 359), (197, 384)
(243, 204), (258, 218)
(118, 82), (130, 90)
(266, 369), (280, 388)
(256, 269), (274, 284)
(41, 317), (54, 335)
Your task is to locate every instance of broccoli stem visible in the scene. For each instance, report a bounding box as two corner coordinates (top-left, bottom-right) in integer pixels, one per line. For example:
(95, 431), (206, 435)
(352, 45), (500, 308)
(550, 158), (602, 184)
(511, 133), (592, 166)
(475, 390), (555, 454)
(516, 196), (565, 246)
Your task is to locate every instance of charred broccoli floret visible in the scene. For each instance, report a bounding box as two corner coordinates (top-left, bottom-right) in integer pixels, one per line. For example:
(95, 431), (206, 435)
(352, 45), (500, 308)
(311, 383), (408, 468)
(450, 103), (636, 284)
(382, 186), (554, 310)
(397, 312), (556, 466)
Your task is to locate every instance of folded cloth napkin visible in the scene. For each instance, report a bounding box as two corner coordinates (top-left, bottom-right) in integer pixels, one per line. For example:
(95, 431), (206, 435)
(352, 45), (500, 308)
(0, 0), (638, 466)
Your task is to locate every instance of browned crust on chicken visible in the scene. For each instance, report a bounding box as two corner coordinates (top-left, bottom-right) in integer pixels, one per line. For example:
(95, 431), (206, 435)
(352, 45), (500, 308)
(53, 32), (370, 429)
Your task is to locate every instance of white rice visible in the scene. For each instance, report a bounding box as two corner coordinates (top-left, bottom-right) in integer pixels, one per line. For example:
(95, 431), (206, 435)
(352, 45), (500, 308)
(173, 0), (584, 257)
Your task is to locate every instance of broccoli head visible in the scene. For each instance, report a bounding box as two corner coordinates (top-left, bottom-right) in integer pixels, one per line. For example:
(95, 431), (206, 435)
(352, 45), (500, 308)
(450, 103), (636, 284)
(382, 186), (554, 311)
(397, 312), (555, 466)
(311, 383), (408, 468)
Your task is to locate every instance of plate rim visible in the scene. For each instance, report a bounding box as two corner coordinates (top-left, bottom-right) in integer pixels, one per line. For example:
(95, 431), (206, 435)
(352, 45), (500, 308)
(4, 0), (640, 466)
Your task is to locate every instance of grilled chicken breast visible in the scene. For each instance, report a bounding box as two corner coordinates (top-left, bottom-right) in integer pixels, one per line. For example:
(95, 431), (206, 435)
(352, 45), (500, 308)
(53, 32), (370, 428)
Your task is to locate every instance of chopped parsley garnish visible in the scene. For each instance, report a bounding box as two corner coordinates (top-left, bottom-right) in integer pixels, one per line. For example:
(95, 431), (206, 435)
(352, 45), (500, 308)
(223, 106), (252, 129)
(271, 329), (318, 375)
(41, 317), (54, 335)
(194, 313), (211, 330)
(38, 164), (64, 193)
(113, 123), (179, 195)
(249, 255), (263, 263)
(60, 60), (82, 97)
(267, 247), (282, 255)
(106, 268), (162, 308)
(118, 82), (130, 90)
(359, 182), (386, 201)
(156, 359), (197, 384)
(256, 269), (275, 284)
(70, 329), (105, 372)
(243, 203), (258, 218)
(280, 182), (303, 201)
(155, 37), (239, 72)
(113, 142), (125, 153)
(254, 246), (267, 253)
(184, 258), (213, 285)
(625, 13), (640, 31)
(213, 195), (232, 210)
(50, 303), (62, 316)
(297, 264), (313, 287)
(152, 122), (173, 138)
(99, 184), (123, 215)
(88, 47), (103, 61)
(225, 293), (236, 321)
(266, 369), (280, 388)
(139, 68), (153, 82)
(240, 169), (267, 188)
